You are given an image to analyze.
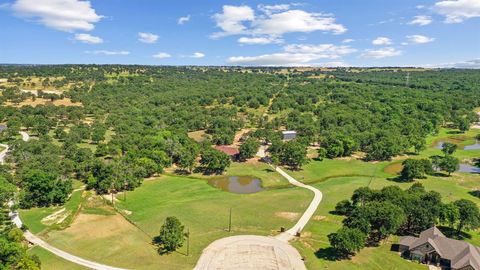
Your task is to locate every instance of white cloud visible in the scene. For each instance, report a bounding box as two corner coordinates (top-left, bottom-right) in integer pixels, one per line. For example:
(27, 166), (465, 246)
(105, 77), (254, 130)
(408, 15), (433, 26)
(257, 4), (290, 15)
(138, 32), (159, 44)
(253, 9), (347, 36)
(361, 47), (402, 59)
(212, 5), (346, 39)
(227, 43), (356, 66)
(372, 37), (392, 45)
(152, 52), (171, 59)
(406, 35), (435, 44)
(212, 5), (255, 38)
(178, 15), (190, 25)
(190, 52), (205, 58)
(284, 44), (357, 56)
(74, 33), (103, 44)
(342, 38), (355, 43)
(11, 0), (103, 32)
(85, 50), (130, 56)
(238, 36), (283, 45)
(434, 0), (480, 23)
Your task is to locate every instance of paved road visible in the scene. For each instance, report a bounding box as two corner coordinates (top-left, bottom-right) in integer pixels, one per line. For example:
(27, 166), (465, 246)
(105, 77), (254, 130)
(6, 131), (129, 270)
(195, 166), (322, 269)
(274, 166), (323, 242)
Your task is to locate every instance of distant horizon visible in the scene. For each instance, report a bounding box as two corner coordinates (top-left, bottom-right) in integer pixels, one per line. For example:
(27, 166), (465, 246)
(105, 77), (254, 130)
(0, 0), (479, 67)
(0, 63), (479, 69)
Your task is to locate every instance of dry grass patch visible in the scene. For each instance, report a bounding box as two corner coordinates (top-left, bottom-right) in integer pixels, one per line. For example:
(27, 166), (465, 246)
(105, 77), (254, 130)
(5, 97), (82, 107)
(275, 211), (300, 221)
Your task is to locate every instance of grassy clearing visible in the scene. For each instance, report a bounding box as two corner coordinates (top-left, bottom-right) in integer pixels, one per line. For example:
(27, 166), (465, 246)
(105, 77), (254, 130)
(20, 187), (84, 234)
(30, 175), (311, 269)
(28, 246), (89, 270)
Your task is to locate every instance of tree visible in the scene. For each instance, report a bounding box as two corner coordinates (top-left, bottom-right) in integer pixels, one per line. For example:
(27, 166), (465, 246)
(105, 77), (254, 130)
(200, 149), (231, 174)
(439, 155), (460, 176)
(440, 202), (459, 230)
(455, 117), (470, 132)
(19, 170), (72, 208)
(153, 216), (187, 254)
(351, 187), (375, 207)
(411, 136), (426, 154)
(238, 138), (259, 161)
(442, 142), (457, 156)
(400, 159), (432, 181)
(274, 141), (308, 170)
(335, 200), (353, 215)
(328, 227), (366, 257)
(454, 199), (480, 234)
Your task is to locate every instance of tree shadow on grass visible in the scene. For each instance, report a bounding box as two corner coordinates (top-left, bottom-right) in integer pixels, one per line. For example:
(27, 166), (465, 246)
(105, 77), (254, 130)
(469, 190), (480, 199)
(386, 176), (412, 183)
(438, 226), (472, 240)
(315, 247), (344, 261)
(447, 130), (463, 135)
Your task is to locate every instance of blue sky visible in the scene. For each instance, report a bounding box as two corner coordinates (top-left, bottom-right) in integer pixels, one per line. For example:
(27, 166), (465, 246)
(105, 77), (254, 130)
(0, 0), (479, 67)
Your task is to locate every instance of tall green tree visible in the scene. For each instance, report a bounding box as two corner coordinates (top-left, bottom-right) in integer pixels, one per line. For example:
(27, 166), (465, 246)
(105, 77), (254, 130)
(153, 216), (187, 254)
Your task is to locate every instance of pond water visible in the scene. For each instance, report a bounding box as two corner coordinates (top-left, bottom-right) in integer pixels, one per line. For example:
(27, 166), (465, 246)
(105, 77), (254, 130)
(458, 164), (480, 174)
(463, 141), (480, 150)
(208, 176), (263, 194)
(436, 141), (480, 150)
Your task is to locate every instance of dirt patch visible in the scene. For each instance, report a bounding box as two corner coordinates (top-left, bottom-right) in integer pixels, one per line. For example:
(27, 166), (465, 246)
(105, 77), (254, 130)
(187, 130), (207, 142)
(52, 213), (135, 239)
(5, 97), (82, 107)
(233, 128), (254, 146)
(41, 208), (70, 226)
(384, 162), (403, 175)
(312, 215), (327, 221)
(275, 212), (300, 221)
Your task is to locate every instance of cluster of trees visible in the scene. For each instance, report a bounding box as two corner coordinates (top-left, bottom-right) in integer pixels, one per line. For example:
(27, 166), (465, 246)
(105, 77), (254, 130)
(1, 65), (478, 206)
(329, 183), (480, 258)
(269, 140), (308, 169)
(400, 142), (461, 181)
(1, 172), (41, 269)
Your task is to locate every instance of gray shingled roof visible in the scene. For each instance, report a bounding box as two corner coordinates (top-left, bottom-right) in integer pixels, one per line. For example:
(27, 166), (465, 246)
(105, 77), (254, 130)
(399, 226), (480, 270)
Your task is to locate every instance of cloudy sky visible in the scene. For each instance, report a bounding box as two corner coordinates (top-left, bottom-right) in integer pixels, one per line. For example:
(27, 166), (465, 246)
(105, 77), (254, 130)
(0, 0), (479, 67)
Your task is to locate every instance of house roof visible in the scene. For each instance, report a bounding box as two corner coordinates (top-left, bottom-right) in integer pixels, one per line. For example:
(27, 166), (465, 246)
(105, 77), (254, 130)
(400, 226), (480, 270)
(282, 130), (296, 135)
(214, 145), (239, 156)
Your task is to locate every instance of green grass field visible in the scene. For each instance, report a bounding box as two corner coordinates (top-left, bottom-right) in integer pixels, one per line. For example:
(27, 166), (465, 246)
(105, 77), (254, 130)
(19, 126), (480, 269)
(28, 246), (89, 270)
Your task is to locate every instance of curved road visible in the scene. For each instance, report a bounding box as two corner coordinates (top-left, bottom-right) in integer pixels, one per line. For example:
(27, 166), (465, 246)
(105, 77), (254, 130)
(274, 166), (323, 242)
(5, 131), (128, 270)
(195, 166), (323, 270)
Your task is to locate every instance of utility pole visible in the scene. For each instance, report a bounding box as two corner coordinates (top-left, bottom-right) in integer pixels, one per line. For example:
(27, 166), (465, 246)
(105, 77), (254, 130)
(406, 72), (410, 87)
(228, 207), (232, 232)
(187, 228), (190, 256)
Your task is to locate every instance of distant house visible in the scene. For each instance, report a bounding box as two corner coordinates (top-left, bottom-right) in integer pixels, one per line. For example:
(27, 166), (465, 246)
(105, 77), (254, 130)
(0, 125), (7, 133)
(214, 145), (239, 159)
(282, 130), (297, 141)
(398, 226), (480, 269)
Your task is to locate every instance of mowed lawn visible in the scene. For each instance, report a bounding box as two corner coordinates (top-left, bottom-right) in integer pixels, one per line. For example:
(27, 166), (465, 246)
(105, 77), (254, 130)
(32, 175), (312, 270)
(294, 168), (480, 269)
(28, 246), (89, 270)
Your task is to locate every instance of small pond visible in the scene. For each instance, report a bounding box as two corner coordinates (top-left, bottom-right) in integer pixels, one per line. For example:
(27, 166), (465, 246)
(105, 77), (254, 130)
(436, 141), (480, 150)
(208, 176), (263, 194)
(463, 141), (480, 150)
(458, 164), (480, 174)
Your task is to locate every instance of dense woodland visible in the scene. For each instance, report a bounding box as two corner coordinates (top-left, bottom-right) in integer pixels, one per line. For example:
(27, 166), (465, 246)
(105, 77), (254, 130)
(0, 65), (479, 268)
